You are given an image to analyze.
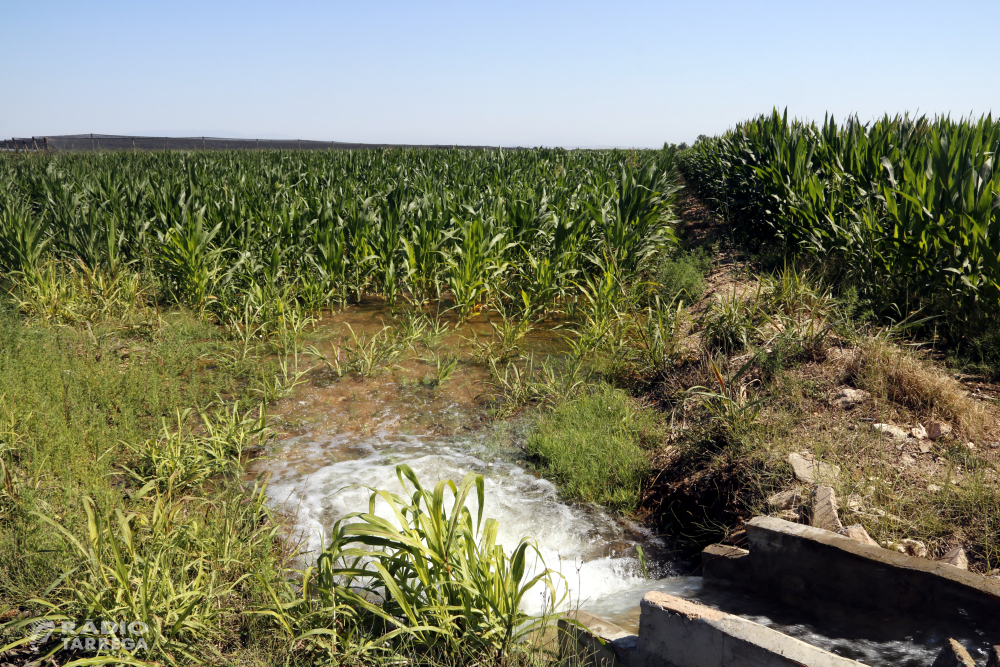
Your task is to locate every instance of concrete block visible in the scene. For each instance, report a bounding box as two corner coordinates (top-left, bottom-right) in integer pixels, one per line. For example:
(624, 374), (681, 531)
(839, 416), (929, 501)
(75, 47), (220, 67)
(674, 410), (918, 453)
(811, 485), (843, 532)
(701, 544), (751, 585)
(637, 591), (863, 667)
(836, 525), (878, 547)
(745, 517), (1000, 632)
(788, 453), (840, 484)
(767, 490), (801, 511)
(938, 547), (969, 570)
(930, 638), (975, 666)
(559, 610), (636, 667)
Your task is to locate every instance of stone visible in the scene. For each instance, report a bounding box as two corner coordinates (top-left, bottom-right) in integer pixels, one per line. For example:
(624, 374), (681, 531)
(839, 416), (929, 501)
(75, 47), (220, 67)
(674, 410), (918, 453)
(811, 485), (844, 532)
(896, 538), (928, 558)
(701, 544), (751, 584)
(838, 524), (879, 547)
(845, 494), (863, 511)
(872, 423), (909, 441)
(985, 645), (1000, 667)
(919, 441), (933, 453)
(927, 421), (953, 440)
(778, 509), (802, 523)
(912, 424), (928, 439)
(767, 490), (801, 511)
(833, 387), (870, 409)
(788, 452), (840, 484)
(939, 547), (968, 571)
(931, 638), (976, 667)
(965, 441), (976, 450)
(928, 484), (943, 492)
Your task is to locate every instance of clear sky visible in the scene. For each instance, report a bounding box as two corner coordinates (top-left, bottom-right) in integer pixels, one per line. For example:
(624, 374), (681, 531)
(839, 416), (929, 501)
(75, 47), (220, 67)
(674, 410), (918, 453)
(3, 1), (998, 147)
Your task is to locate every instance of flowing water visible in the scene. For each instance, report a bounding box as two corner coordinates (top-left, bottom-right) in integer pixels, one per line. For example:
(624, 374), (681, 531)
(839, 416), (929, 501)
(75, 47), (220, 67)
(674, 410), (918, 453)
(256, 307), (993, 667)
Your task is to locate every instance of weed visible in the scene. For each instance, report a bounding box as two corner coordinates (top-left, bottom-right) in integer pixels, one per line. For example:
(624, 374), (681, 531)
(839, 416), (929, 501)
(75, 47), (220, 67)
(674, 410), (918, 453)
(526, 384), (659, 513)
(686, 353), (766, 445)
(651, 249), (711, 303)
(700, 286), (765, 353)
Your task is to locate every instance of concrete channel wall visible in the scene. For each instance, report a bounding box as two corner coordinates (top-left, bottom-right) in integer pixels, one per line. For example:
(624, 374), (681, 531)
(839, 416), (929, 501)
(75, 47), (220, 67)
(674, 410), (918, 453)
(704, 517), (1000, 632)
(560, 515), (1000, 667)
(559, 592), (864, 667)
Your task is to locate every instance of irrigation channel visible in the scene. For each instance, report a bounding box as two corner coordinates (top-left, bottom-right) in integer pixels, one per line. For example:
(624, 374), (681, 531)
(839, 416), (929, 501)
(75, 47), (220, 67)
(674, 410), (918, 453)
(254, 307), (989, 667)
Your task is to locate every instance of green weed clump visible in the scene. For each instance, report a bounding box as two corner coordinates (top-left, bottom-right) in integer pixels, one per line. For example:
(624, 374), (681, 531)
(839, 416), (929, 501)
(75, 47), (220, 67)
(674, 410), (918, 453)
(525, 384), (660, 513)
(651, 249), (711, 304)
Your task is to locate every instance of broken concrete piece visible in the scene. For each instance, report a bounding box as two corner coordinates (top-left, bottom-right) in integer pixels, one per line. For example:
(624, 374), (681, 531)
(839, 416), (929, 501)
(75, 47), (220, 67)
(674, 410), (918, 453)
(767, 489), (801, 511)
(812, 485), (844, 532)
(927, 421), (953, 440)
(872, 422), (909, 441)
(701, 544), (751, 584)
(912, 424), (928, 439)
(778, 508), (802, 523)
(838, 524), (879, 547)
(833, 387), (869, 409)
(985, 645), (1000, 667)
(931, 638), (976, 667)
(788, 452), (840, 484)
(939, 547), (969, 571)
(896, 538), (928, 558)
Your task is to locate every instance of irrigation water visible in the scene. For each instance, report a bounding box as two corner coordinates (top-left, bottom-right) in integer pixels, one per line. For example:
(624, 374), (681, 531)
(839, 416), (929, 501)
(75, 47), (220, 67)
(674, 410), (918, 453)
(257, 308), (991, 667)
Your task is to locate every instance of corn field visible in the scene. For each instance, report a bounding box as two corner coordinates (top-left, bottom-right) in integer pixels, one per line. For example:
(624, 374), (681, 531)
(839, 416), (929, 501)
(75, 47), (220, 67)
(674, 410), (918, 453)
(680, 110), (1000, 331)
(0, 148), (680, 321)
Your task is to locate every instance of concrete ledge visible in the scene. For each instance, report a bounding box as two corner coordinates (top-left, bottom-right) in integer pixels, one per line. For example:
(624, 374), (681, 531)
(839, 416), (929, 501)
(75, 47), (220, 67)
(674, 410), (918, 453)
(559, 610), (637, 667)
(744, 517), (1000, 629)
(701, 544), (751, 585)
(637, 592), (863, 667)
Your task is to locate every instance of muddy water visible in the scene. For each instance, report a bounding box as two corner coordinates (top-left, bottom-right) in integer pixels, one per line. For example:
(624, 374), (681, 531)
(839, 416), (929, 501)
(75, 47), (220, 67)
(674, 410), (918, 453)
(257, 306), (671, 617)
(256, 306), (990, 666)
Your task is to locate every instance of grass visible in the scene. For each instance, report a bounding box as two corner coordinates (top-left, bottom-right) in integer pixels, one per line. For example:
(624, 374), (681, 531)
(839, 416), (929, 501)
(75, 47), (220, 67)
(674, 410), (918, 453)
(845, 336), (992, 440)
(524, 384), (661, 513)
(0, 306), (259, 603)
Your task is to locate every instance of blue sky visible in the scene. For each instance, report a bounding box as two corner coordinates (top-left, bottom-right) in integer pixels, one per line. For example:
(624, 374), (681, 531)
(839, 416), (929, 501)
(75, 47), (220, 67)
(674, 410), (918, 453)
(3, 1), (998, 147)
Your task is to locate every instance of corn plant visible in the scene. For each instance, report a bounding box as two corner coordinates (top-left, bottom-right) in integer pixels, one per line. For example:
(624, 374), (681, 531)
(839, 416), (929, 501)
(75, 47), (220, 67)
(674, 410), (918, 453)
(314, 464), (564, 656)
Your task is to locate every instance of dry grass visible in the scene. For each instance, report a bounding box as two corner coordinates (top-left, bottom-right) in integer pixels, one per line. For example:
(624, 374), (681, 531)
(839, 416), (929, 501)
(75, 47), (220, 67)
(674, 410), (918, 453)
(739, 338), (1000, 573)
(845, 337), (995, 440)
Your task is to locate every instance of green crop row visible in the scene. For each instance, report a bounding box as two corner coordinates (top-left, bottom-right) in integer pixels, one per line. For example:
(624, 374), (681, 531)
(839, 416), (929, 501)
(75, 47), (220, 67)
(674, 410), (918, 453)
(679, 110), (1000, 334)
(0, 148), (680, 322)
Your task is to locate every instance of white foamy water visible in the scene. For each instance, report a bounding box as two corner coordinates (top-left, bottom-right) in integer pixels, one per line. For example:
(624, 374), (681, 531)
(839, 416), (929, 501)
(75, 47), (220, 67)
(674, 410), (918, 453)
(264, 430), (667, 616)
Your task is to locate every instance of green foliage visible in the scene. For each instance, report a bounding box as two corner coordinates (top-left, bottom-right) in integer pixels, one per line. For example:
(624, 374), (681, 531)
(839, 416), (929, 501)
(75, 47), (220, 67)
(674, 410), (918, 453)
(686, 355), (766, 445)
(0, 149), (681, 318)
(651, 249), (711, 303)
(680, 109), (1000, 336)
(0, 308), (286, 664)
(313, 464), (563, 656)
(525, 384), (658, 512)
